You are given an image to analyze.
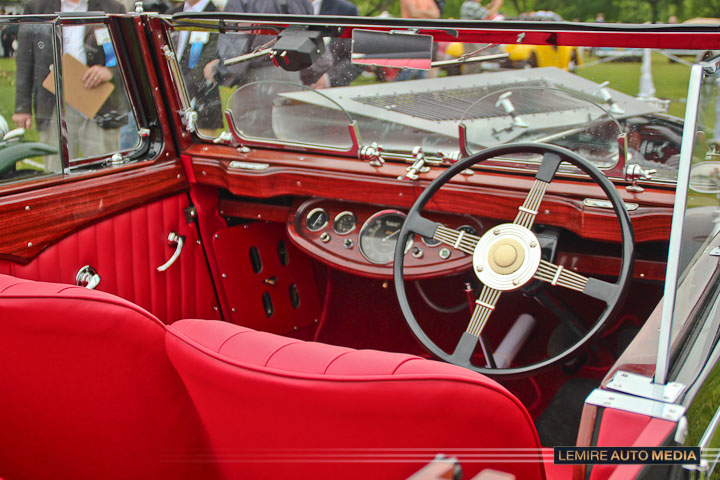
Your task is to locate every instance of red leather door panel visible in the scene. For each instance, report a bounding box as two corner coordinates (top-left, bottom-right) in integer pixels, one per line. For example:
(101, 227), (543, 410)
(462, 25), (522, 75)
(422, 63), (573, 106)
(0, 194), (220, 323)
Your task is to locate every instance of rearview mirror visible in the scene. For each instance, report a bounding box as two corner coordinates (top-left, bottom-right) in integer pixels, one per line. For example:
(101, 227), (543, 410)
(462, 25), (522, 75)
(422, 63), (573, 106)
(351, 29), (432, 70)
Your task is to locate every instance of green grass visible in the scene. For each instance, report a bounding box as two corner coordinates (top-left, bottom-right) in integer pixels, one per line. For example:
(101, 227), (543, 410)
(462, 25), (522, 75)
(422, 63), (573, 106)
(576, 52), (692, 119)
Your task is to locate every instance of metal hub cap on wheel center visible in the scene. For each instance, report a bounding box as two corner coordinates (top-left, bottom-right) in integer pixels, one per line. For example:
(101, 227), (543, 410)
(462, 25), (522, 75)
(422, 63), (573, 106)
(473, 223), (541, 291)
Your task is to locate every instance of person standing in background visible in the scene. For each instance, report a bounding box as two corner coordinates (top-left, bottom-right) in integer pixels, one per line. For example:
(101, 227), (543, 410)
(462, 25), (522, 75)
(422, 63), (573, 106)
(12, 0), (126, 171)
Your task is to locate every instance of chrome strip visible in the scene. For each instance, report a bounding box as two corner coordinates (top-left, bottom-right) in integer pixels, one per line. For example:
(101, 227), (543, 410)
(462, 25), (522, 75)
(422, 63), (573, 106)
(583, 198), (639, 211)
(655, 63), (706, 386)
(586, 389), (686, 422)
(228, 161), (269, 170)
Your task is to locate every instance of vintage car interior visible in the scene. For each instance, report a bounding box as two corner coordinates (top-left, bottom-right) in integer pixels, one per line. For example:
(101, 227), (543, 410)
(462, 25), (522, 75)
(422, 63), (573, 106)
(1, 10), (720, 480)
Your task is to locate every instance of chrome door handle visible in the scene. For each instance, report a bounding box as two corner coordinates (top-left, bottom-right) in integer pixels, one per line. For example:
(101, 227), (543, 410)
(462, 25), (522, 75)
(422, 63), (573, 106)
(76, 265), (101, 289)
(157, 232), (185, 272)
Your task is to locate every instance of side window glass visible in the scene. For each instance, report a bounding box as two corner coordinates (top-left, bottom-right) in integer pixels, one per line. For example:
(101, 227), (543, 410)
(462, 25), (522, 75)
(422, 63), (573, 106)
(58, 21), (139, 164)
(1, 21), (62, 184)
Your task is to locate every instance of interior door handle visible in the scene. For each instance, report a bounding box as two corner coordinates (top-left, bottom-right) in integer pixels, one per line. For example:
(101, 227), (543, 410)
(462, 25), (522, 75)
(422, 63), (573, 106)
(157, 232), (185, 272)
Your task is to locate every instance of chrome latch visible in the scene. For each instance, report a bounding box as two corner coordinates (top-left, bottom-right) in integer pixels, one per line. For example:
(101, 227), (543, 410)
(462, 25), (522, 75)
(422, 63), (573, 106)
(359, 142), (384, 167)
(625, 164), (657, 193)
(398, 147), (430, 181)
(76, 265), (101, 290)
(157, 232), (185, 272)
(183, 109), (198, 133)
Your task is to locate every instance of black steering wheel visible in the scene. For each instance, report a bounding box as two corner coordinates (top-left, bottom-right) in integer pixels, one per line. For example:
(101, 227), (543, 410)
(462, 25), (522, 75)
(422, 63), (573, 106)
(393, 143), (635, 376)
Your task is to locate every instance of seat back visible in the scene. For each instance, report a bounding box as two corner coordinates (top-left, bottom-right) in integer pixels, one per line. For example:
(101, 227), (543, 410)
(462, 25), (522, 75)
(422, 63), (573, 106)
(166, 319), (546, 480)
(0, 275), (219, 480)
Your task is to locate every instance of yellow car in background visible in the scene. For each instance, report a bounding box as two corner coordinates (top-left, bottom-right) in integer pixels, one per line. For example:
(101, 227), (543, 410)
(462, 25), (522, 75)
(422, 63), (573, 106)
(503, 44), (582, 71)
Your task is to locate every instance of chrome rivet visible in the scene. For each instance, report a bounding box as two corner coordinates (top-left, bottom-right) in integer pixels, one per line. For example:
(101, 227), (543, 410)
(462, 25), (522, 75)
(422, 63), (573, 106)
(621, 372), (628, 377)
(203, 147), (209, 152)
(530, 241), (537, 248)
(177, 174), (181, 179)
(493, 229), (500, 235)
(544, 209), (550, 215)
(231, 307), (236, 313)
(314, 318), (319, 323)
(27, 242), (32, 247)
(219, 210), (225, 215)
(294, 326), (299, 331)
(213, 306), (219, 311)
(476, 265), (483, 272)
(296, 181), (302, 187)
(215, 234), (220, 239)
(24, 206), (30, 211)
(201, 171), (207, 176)
(196, 240), (201, 245)
(512, 279), (519, 285)
(222, 273), (227, 278)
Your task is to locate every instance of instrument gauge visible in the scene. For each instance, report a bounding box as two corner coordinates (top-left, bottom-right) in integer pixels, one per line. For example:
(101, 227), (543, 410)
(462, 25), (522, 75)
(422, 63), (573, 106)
(359, 210), (413, 265)
(458, 224), (479, 236)
(333, 211), (356, 235)
(305, 208), (329, 232)
(422, 232), (442, 247)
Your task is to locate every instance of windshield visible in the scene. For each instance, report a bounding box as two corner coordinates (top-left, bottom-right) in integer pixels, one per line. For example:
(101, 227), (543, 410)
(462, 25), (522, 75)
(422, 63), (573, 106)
(168, 19), (695, 183)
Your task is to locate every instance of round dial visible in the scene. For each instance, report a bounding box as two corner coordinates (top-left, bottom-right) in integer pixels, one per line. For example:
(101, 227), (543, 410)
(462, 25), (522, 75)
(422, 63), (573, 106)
(333, 211), (356, 235)
(458, 224), (479, 236)
(359, 210), (413, 265)
(305, 208), (329, 232)
(422, 232), (442, 247)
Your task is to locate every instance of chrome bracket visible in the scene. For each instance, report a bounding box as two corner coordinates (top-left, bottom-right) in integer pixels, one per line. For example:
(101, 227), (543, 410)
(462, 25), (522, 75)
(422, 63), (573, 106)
(710, 247), (720, 257)
(398, 147), (430, 181)
(359, 142), (384, 167)
(76, 265), (101, 290)
(183, 109), (198, 133)
(213, 131), (233, 144)
(625, 163), (657, 193)
(606, 370), (686, 403)
(586, 389), (686, 422)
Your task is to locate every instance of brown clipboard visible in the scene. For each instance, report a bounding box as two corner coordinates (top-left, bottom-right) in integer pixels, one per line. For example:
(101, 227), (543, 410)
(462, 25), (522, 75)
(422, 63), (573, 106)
(42, 53), (114, 119)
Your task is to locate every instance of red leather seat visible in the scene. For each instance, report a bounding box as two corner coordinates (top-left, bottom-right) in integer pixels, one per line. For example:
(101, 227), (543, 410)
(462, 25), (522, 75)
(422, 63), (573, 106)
(166, 319), (546, 480)
(0, 273), (545, 479)
(0, 275), (220, 480)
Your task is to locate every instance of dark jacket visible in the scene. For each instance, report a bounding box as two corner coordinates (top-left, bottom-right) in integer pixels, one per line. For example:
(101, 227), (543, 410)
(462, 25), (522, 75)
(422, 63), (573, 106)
(172, 1), (222, 129)
(14, 0), (126, 130)
(303, 0), (362, 87)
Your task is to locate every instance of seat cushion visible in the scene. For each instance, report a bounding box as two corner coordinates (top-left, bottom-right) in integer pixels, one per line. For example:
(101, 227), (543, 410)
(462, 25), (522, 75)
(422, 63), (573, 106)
(0, 275), (220, 480)
(167, 319), (546, 480)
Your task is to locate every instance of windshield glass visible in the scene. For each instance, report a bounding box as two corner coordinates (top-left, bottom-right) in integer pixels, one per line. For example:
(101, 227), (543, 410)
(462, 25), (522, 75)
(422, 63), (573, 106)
(169, 19), (695, 182)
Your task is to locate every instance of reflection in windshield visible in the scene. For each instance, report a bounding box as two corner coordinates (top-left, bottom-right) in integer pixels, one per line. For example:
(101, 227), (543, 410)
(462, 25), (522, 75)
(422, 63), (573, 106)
(171, 22), (694, 182)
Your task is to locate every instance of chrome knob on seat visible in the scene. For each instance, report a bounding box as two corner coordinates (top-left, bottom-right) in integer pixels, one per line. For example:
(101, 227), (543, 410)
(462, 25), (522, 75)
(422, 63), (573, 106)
(76, 265), (101, 290)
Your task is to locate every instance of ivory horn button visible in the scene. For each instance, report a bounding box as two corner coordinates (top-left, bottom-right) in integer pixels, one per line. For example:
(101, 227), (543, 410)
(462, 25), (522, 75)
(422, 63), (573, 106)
(493, 244), (517, 267)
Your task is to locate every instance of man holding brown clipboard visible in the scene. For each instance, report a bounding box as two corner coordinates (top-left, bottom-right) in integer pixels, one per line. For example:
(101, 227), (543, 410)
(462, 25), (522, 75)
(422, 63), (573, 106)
(12, 0), (125, 172)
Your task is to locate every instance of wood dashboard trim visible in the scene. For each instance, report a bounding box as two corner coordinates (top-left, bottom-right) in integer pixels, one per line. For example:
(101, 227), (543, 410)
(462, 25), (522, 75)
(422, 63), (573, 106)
(187, 148), (674, 243)
(0, 162), (187, 263)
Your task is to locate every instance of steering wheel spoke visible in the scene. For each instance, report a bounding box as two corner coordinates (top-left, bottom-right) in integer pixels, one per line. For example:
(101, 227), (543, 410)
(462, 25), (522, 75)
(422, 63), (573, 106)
(434, 225), (480, 255)
(466, 285), (502, 337)
(514, 153), (562, 229)
(534, 260), (618, 303)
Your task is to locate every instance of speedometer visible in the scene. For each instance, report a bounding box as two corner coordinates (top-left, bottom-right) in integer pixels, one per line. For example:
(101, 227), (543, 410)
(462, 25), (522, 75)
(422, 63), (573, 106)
(358, 210), (413, 264)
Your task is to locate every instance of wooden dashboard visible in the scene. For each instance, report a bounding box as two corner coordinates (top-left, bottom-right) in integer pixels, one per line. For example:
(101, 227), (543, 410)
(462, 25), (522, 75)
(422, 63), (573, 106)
(287, 198), (485, 279)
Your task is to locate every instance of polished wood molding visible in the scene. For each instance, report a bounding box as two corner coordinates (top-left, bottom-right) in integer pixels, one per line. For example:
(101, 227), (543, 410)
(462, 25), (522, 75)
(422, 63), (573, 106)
(185, 147), (674, 244)
(0, 162), (187, 263)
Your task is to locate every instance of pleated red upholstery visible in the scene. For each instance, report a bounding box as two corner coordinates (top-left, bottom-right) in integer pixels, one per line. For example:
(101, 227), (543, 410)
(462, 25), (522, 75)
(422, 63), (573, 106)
(0, 275), (220, 480)
(0, 194), (219, 324)
(166, 319), (547, 480)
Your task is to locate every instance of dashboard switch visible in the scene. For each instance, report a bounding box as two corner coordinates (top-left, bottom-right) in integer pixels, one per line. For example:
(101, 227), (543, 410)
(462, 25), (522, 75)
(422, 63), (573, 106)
(439, 248), (451, 260)
(320, 232), (331, 243)
(344, 238), (354, 249)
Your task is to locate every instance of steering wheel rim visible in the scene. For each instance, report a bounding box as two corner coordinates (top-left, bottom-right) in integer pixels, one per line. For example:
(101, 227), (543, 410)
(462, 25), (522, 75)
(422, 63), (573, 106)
(393, 143), (635, 377)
